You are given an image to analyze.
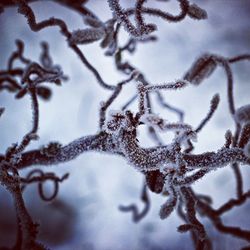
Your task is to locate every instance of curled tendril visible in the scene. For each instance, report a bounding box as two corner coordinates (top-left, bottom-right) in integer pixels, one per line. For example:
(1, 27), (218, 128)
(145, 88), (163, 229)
(0, 1), (250, 249)
(119, 184), (150, 223)
(21, 169), (69, 201)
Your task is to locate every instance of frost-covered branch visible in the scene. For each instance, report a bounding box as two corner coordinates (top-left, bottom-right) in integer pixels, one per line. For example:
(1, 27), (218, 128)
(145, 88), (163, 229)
(1, 1), (250, 249)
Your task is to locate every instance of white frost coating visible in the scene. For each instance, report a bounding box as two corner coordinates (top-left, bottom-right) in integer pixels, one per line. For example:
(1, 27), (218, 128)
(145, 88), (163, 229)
(21, 63), (65, 87)
(104, 110), (127, 135)
(102, 110), (249, 173)
(140, 113), (192, 132)
(140, 113), (167, 131)
(146, 79), (190, 91)
(159, 163), (178, 174)
(159, 176), (177, 219)
(69, 28), (105, 45)
(107, 109), (124, 117)
(39, 134), (109, 166)
(120, 130), (175, 172)
(103, 110), (177, 172)
(107, 0), (156, 39)
(140, 113), (196, 152)
(10, 152), (22, 165)
(234, 104), (250, 125)
(125, 147), (174, 172)
(175, 130), (197, 148)
(184, 147), (249, 171)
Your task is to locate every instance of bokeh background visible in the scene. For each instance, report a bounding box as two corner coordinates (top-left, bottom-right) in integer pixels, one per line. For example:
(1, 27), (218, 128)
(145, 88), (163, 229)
(0, 0), (250, 249)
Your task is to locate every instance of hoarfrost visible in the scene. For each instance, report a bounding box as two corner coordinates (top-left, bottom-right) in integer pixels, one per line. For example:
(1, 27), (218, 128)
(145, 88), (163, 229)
(69, 28), (105, 45)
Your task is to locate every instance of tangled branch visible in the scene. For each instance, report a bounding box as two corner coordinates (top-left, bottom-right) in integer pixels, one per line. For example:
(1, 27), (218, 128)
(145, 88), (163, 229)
(0, 0), (250, 249)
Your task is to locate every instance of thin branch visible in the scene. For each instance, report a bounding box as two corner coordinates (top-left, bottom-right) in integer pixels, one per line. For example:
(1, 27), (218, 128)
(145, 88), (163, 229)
(15, 0), (116, 90)
(119, 183), (150, 223)
(195, 93), (220, 133)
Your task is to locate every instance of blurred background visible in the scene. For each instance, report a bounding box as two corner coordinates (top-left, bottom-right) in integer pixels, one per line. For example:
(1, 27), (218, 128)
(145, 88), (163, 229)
(0, 0), (250, 249)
